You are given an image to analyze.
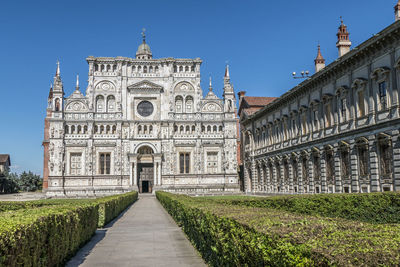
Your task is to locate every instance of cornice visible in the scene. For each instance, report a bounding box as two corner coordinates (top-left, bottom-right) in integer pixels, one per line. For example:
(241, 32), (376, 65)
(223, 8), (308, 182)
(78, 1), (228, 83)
(245, 21), (400, 124)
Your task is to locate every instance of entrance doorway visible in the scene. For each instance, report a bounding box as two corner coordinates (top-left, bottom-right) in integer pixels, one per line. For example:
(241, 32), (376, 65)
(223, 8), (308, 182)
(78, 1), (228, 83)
(142, 181), (150, 193)
(138, 163), (154, 193)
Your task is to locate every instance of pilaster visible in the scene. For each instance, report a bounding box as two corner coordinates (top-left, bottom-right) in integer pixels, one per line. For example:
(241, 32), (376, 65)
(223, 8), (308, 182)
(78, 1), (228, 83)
(349, 140), (360, 192)
(369, 135), (380, 192)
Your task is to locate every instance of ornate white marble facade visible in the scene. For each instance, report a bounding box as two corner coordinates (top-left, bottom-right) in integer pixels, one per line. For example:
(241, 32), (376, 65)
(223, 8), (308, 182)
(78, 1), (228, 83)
(43, 37), (239, 197)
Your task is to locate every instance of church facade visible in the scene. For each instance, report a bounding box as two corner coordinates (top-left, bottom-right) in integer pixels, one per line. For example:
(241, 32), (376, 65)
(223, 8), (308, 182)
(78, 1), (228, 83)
(240, 4), (400, 194)
(43, 35), (239, 197)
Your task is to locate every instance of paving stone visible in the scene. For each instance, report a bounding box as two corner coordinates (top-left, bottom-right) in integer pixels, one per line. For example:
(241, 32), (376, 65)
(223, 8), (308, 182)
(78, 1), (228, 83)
(67, 194), (205, 267)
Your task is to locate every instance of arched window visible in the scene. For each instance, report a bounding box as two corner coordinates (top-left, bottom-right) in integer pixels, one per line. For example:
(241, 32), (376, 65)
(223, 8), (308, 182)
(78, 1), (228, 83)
(138, 125), (142, 134)
(207, 125), (211, 133)
(175, 96), (183, 113)
(143, 66), (147, 73)
(95, 64), (99, 71)
(77, 125), (82, 134)
(55, 98), (60, 111)
(112, 125), (116, 134)
(155, 66), (159, 72)
(71, 125), (75, 134)
(101, 65), (105, 71)
(219, 126), (223, 132)
(179, 66), (183, 72)
(185, 66), (189, 72)
(144, 125), (148, 134)
(106, 125), (110, 134)
(202, 125), (205, 132)
(96, 95), (104, 112)
(192, 125), (196, 133)
(107, 65), (111, 71)
(65, 125), (69, 134)
(185, 96), (193, 113)
(180, 125), (184, 133)
(84, 125), (88, 134)
(107, 95), (115, 112)
(113, 65), (117, 71)
(94, 125), (98, 134)
(149, 125), (153, 133)
(174, 66), (177, 73)
(213, 125), (217, 132)
(186, 125), (190, 133)
(174, 125), (178, 132)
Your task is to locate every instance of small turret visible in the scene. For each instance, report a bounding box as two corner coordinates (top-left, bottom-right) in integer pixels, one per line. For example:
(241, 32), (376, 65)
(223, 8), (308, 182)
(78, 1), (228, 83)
(136, 28), (152, 59)
(336, 18), (352, 58)
(223, 64), (236, 112)
(52, 60), (64, 112)
(314, 45), (326, 72)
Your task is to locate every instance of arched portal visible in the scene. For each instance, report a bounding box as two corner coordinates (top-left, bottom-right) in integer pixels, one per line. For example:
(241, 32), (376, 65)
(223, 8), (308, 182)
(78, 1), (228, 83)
(137, 145), (154, 193)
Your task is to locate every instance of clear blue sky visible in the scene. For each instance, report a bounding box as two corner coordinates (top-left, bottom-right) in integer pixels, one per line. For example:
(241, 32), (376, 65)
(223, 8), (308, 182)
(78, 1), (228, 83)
(0, 0), (395, 175)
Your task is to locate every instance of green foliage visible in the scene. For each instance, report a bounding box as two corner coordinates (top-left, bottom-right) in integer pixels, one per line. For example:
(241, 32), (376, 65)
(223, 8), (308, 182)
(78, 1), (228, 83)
(95, 191), (138, 227)
(157, 191), (400, 266)
(0, 191), (138, 266)
(0, 170), (43, 194)
(0, 171), (19, 194)
(0, 203), (98, 266)
(18, 171), (42, 192)
(203, 192), (400, 224)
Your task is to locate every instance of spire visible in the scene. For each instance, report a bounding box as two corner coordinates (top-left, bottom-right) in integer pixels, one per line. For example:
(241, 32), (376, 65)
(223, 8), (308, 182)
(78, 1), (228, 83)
(336, 17), (351, 57)
(56, 60), (60, 76)
(209, 75), (213, 91)
(48, 83), (53, 100)
(225, 64), (230, 80)
(395, 0), (400, 21)
(314, 44), (326, 73)
(75, 74), (80, 90)
(52, 60), (64, 93)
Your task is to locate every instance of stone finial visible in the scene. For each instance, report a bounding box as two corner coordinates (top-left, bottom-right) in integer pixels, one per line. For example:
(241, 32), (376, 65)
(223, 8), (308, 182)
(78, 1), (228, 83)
(209, 76), (213, 91)
(75, 74), (79, 90)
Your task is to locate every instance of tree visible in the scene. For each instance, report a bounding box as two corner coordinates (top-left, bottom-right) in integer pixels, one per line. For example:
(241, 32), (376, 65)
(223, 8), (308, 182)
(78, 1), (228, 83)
(18, 171), (42, 192)
(0, 170), (20, 194)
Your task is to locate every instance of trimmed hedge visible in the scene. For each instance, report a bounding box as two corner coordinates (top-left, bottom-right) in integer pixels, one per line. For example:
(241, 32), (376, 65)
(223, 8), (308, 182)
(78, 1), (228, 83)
(0, 191), (138, 266)
(203, 192), (400, 224)
(157, 191), (400, 266)
(0, 204), (98, 266)
(95, 191), (138, 227)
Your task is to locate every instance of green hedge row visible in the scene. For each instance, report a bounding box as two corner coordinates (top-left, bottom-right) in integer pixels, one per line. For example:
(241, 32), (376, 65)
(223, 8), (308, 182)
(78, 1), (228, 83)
(0, 204), (98, 266)
(0, 191), (138, 266)
(95, 191), (138, 227)
(203, 192), (400, 224)
(157, 191), (400, 266)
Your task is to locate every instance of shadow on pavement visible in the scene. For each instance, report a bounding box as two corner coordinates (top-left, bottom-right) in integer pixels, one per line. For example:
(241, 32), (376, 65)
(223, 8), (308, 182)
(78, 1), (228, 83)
(66, 202), (136, 266)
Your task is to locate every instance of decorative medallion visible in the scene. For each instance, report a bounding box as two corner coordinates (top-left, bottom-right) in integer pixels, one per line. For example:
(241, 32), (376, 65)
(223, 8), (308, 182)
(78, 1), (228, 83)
(137, 101), (154, 117)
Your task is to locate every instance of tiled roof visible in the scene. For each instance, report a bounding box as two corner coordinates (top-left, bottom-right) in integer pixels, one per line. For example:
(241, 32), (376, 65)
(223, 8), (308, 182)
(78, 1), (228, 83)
(243, 107), (264, 115)
(0, 154), (10, 164)
(243, 96), (277, 106)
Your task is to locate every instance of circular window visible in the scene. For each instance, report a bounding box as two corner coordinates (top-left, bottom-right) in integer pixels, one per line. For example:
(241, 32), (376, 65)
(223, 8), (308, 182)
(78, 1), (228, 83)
(137, 101), (154, 117)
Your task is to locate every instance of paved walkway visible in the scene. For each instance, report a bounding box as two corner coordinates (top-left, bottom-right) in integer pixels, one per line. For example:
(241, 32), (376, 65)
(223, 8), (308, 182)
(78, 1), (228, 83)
(67, 194), (206, 267)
